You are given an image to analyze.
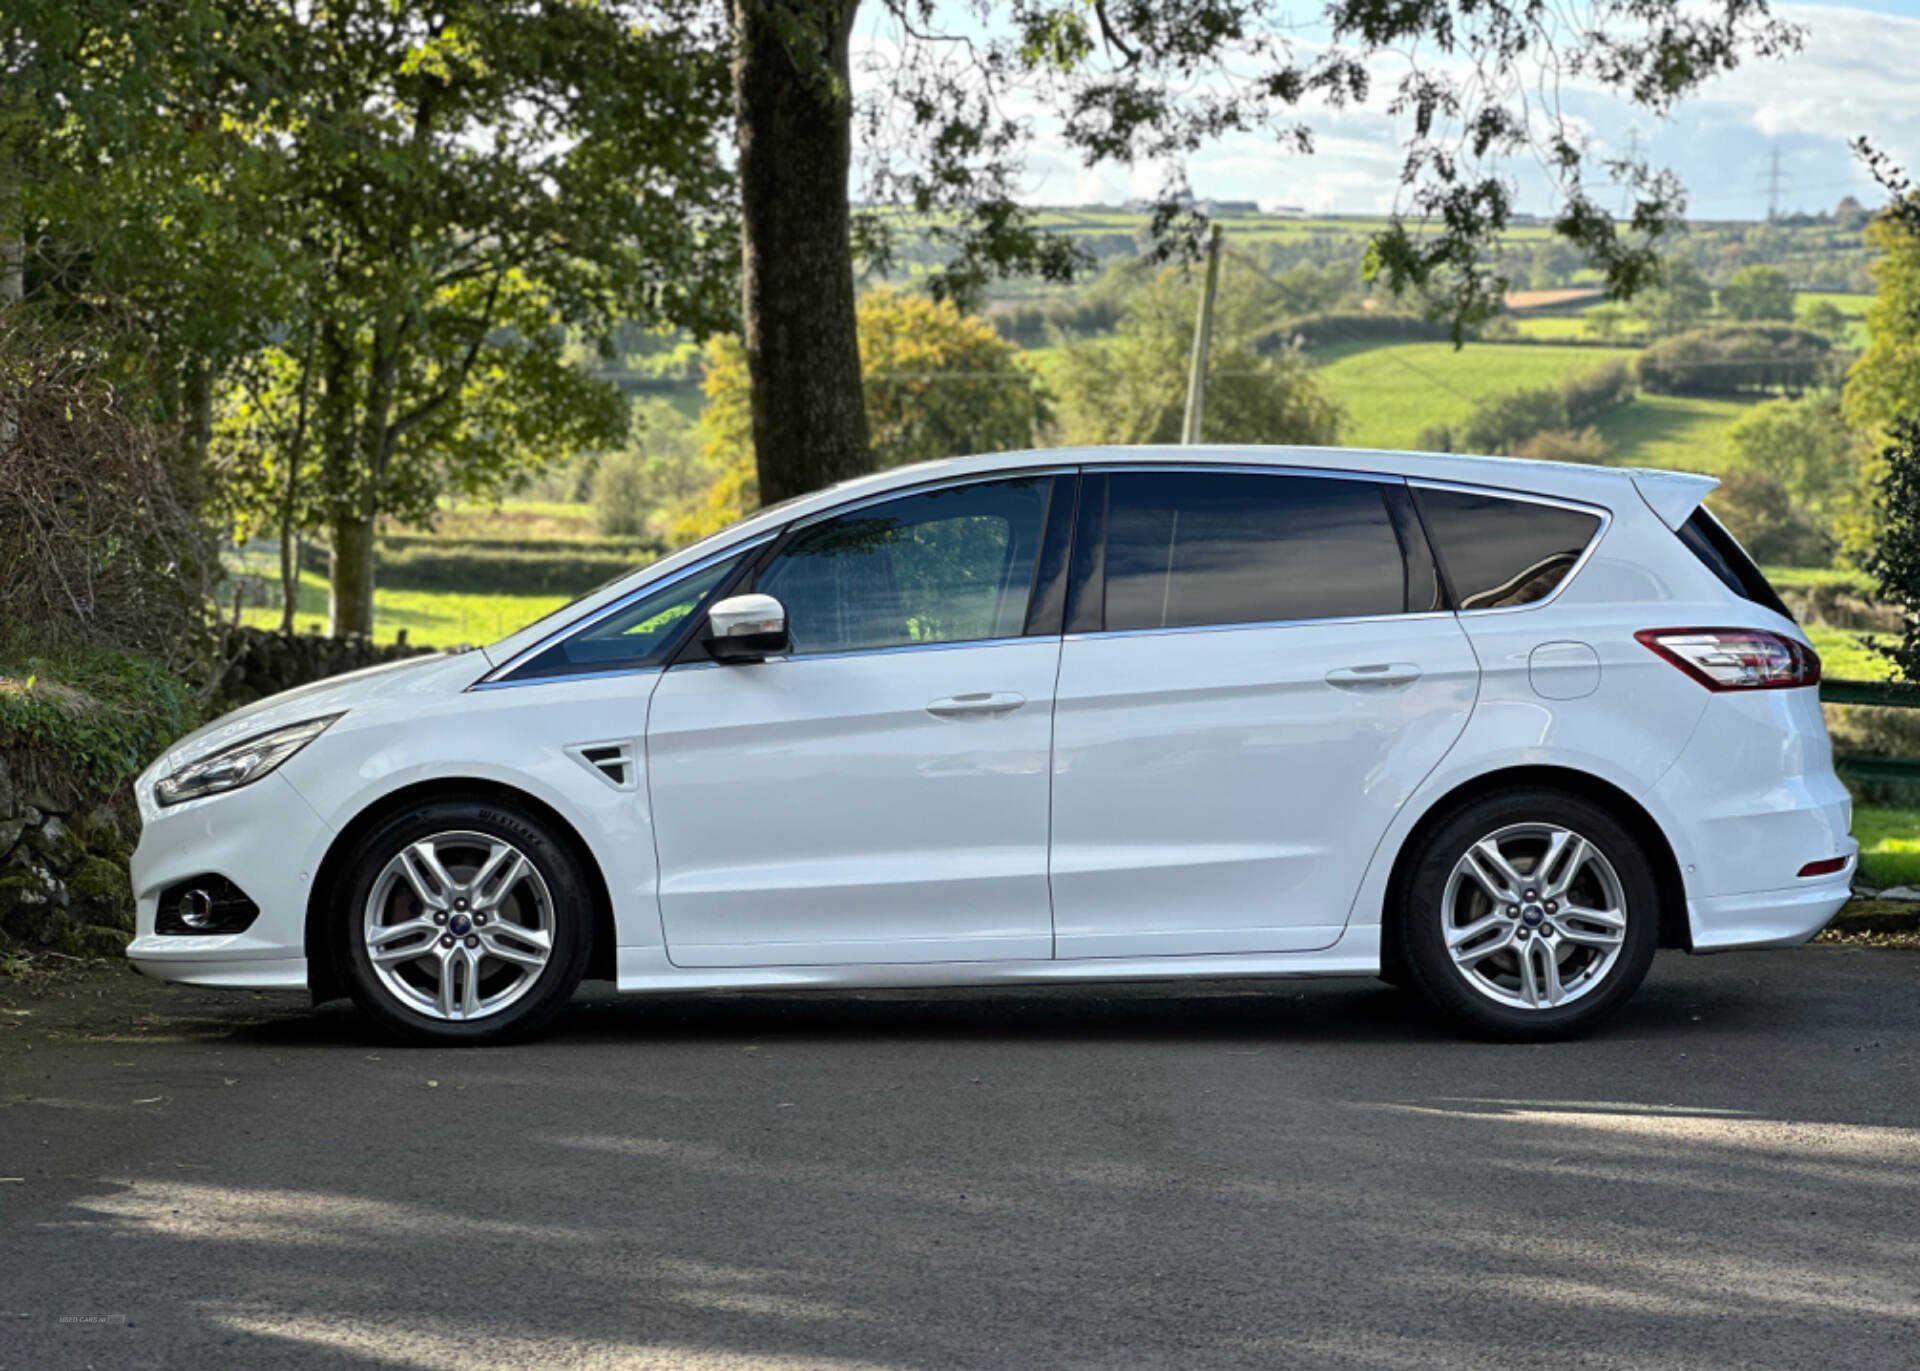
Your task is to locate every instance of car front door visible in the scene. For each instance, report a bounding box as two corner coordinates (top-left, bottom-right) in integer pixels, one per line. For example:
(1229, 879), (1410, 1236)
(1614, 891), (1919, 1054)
(646, 473), (1074, 967)
(1048, 467), (1480, 958)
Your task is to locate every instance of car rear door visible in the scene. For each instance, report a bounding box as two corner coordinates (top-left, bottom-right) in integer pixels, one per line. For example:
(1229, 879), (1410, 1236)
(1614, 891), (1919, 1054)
(1048, 466), (1480, 958)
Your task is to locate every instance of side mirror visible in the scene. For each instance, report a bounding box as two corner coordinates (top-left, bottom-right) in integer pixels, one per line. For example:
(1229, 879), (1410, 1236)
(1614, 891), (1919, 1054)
(703, 593), (789, 663)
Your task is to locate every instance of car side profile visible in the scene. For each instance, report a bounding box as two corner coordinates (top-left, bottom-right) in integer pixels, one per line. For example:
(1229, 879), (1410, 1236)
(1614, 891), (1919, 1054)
(126, 446), (1857, 1043)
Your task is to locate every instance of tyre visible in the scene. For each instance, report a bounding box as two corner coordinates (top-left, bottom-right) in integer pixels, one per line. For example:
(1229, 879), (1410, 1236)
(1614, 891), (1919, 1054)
(1397, 787), (1659, 1041)
(332, 797), (593, 1045)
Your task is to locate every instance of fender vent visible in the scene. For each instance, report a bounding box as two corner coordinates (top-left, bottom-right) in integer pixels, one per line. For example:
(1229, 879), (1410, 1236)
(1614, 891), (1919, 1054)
(567, 741), (637, 791)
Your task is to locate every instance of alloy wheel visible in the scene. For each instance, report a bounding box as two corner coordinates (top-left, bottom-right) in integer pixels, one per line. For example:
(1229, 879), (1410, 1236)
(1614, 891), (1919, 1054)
(1441, 822), (1629, 1011)
(362, 830), (556, 1022)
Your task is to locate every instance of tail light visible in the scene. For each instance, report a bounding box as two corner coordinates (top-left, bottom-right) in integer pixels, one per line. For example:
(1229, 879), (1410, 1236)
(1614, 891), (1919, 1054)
(1635, 628), (1821, 691)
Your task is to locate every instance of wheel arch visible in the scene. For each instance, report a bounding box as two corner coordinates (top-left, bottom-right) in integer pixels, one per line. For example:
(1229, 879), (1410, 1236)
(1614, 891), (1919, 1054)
(304, 777), (620, 1004)
(1378, 765), (1691, 980)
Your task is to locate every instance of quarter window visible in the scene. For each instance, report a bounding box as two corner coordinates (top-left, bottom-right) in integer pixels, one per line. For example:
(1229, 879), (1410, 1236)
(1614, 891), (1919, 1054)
(505, 555), (743, 681)
(1413, 487), (1603, 610)
(1096, 471), (1412, 632)
(755, 478), (1052, 655)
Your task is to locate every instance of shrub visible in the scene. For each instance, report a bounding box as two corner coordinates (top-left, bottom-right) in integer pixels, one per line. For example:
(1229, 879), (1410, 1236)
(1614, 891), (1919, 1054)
(1255, 311), (1457, 353)
(1863, 417), (1920, 682)
(1639, 325), (1836, 398)
(0, 321), (211, 668)
(1513, 428), (1611, 464)
(1708, 470), (1837, 568)
(0, 645), (197, 800)
(1458, 387), (1569, 455)
(1561, 361), (1636, 427)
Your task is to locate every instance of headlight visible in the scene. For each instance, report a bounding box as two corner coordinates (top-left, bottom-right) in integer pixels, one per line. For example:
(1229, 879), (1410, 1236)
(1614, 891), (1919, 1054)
(154, 714), (343, 807)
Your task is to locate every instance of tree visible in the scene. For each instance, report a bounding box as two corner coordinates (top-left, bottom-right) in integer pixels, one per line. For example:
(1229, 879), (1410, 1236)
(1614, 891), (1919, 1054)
(4, 0), (295, 506)
(1724, 391), (1858, 515)
(1864, 419), (1920, 680)
(1050, 257), (1341, 447)
(1840, 189), (1920, 564)
(677, 289), (1046, 543)
(231, 0), (736, 636)
(1720, 265), (1796, 321)
(733, 0), (1805, 507)
(1631, 258), (1713, 336)
(1797, 299), (1851, 343)
(859, 288), (1046, 470)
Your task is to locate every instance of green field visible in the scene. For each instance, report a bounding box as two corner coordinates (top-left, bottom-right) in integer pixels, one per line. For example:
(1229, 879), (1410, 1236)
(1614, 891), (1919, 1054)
(1855, 805), (1920, 889)
(1309, 342), (1640, 450)
(1511, 315), (1602, 341)
(232, 561), (573, 648)
(1588, 393), (1753, 472)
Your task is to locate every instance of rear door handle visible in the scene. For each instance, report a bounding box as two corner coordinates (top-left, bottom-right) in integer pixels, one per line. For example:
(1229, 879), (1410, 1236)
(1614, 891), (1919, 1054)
(1325, 663), (1422, 690)
(927, 691), (1026, 720)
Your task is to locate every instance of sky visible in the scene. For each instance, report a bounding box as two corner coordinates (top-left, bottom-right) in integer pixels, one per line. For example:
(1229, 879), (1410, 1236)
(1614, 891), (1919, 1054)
(852, 1), (1920, 221)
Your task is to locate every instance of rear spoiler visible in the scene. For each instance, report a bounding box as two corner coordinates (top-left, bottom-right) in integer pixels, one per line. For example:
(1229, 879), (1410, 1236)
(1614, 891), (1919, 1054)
(1629, 468), (1719, 531)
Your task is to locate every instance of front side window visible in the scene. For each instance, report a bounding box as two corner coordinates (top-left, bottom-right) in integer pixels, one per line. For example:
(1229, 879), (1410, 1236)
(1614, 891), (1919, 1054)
(755, 478), (1052, 655)
(505, 554), (743, 681)
(1096, 471), (1411, 632)
(1414, 487), (1603, 610)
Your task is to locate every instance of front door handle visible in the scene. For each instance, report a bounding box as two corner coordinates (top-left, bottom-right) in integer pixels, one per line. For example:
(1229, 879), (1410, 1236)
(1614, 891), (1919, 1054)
(927, 691), (1026, 720)
(1325, 663), (1422, 690)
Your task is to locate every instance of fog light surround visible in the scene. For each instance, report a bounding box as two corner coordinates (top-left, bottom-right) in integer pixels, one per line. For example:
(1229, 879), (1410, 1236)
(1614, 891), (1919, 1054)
(156, 876), (261, 935)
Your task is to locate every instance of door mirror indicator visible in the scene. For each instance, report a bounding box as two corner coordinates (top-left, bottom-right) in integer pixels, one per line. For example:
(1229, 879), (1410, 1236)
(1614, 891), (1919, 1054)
(704, 594), (789, 662)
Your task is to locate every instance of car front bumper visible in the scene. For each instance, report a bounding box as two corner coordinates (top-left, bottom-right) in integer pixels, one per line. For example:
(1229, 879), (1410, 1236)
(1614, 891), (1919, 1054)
(125, 770), (334, 991)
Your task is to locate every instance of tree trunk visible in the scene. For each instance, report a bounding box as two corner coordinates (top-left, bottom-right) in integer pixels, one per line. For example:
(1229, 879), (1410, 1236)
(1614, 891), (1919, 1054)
(732, 0), (871, 506)
(0, 131), (22, 308)
(327, 515), (376, 638)
(177, 357), (214, 513)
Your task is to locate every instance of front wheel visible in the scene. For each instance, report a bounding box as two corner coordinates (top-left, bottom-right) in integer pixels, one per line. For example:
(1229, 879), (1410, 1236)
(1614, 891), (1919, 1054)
(332, 798), (593, 1045)
(1397, 788), (1659, 1040)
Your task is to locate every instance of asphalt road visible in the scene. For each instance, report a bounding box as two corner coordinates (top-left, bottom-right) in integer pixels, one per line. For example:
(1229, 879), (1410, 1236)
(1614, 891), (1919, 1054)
(2, 946), (1917, 1371)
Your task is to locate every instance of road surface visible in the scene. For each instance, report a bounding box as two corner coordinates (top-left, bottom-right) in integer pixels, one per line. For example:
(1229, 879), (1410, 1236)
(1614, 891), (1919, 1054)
(2, 946), (1916, 1370)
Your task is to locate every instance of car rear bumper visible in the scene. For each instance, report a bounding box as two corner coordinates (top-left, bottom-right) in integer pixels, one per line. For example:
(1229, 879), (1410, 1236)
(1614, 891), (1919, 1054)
(1686, 856), (1856, 952)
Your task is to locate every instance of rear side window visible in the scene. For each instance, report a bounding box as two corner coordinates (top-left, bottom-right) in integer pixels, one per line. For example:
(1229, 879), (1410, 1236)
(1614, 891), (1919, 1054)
(1414, 487), (1602, 610)
(1096, 471), (1413, 631)
(1677, 508), (1794, 619)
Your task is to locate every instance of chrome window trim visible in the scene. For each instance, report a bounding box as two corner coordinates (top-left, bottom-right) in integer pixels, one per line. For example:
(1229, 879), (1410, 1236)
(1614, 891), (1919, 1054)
(783, 465), (1080, 533)
(475, 536), (774, 688)
(1407, 479), (1613, 617)
(669, 634), (1042, 672)
(1084, 461), (1397, 485)
(1066, 609), (1456, 644)
(471, 665), (665, 693)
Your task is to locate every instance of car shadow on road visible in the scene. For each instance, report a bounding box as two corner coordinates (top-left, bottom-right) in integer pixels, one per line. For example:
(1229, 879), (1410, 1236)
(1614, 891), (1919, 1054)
(214, 951), (1795, 1052)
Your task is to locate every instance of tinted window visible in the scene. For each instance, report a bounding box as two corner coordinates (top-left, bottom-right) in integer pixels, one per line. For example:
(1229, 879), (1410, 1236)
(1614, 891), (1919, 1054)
(1098, 471), (1410, 631)
(756, 478), (1051, 655)
(1414, 488), (1602, 610)
(1679, 508), (1793, 619)
(507, 554), (743, 680)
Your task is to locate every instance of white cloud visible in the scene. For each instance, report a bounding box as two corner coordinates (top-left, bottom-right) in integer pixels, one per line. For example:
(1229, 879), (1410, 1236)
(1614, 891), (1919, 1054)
(854, 2), (1920, 218)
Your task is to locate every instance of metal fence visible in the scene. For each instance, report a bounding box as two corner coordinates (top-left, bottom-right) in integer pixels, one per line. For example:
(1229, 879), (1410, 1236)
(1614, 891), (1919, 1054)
(1824, 679), (1920, 783)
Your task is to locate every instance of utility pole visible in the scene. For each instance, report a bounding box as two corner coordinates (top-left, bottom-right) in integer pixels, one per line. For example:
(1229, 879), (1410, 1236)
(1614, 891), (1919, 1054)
(1181, 224), (1224, 445)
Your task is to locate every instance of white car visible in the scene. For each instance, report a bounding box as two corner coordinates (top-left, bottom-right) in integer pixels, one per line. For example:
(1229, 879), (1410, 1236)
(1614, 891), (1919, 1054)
(128, 447), (1856, 1043)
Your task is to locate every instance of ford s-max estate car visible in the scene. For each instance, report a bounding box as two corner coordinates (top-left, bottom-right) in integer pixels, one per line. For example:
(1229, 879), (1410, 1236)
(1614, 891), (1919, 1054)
(127, 447), (1855, 1043)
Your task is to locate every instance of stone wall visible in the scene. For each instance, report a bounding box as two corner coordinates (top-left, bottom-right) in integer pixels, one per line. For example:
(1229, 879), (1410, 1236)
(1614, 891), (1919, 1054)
(0, 754), (138, 958)
(215, 627), (433, 709)
(1, 628), (434, 957)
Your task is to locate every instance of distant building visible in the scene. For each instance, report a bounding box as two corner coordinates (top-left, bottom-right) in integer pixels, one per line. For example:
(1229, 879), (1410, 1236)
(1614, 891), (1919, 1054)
(1259, 201), (1309, 218)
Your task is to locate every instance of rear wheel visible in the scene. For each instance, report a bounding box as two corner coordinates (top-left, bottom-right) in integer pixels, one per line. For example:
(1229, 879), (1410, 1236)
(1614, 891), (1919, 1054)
(332, 798), (592, 1045)
(1398, 788), (1659, 1040)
